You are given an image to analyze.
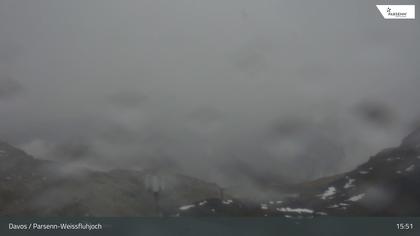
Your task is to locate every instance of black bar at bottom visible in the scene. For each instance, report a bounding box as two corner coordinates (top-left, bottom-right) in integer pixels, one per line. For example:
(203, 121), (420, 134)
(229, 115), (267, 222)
(1, 217), (419, 236)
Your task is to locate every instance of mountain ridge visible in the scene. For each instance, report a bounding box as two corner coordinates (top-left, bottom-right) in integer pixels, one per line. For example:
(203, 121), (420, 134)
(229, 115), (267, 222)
(177, 128), (420, 217)
(1, 128), (420, 217)
(0, 141), (221, 216)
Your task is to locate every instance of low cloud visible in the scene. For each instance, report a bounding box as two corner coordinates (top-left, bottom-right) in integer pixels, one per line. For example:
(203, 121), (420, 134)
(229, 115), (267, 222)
(1, 0), (419, 192)
(0, 76), (22, 100)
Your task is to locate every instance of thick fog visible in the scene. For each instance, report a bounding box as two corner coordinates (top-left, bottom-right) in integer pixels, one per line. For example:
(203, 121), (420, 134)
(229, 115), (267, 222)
(0, 0), (419, 186)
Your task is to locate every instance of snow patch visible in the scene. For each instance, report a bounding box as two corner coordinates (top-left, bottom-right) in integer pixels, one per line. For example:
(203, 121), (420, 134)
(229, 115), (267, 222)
(405, 165), (415, 172)
(359, 171), (369, 175)
(222, 200), (233, 205)
(261, 204), (268, 210)
(277, 207), (314, 214)
(344, 178), (355, 189)
(348, 193), (365, 202)
(328, 203), (349, 209)
(198, 201), (207, 206)
(179, 204), (195, 211)
(319, 187), (336, 200)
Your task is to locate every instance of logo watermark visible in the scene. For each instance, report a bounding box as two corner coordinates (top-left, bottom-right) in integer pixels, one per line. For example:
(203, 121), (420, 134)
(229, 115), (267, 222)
(376, 5), (415, 19)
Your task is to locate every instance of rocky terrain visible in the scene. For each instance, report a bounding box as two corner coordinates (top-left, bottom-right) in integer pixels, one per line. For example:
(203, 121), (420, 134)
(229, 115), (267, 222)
(177, 128), (420, 217)
(0, 141), (221, 216)
(1, 128), (420, 217)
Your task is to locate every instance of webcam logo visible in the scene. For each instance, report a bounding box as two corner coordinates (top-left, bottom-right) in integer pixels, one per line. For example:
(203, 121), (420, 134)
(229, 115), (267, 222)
(376, 5), (415, 19)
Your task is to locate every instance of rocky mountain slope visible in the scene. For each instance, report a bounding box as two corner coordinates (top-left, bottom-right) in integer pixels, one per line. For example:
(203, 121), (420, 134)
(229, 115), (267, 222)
(0, 141), (221, 216)
(2, 128), (420, 217)
(177, 128), (420, 217)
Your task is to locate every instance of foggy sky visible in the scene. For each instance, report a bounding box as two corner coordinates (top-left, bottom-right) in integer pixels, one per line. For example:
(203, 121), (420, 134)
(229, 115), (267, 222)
(0, 0), (419, 184)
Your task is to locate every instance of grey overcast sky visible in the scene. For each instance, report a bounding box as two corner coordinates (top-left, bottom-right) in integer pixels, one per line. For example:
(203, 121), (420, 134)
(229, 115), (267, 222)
(0, 0), (419, 183)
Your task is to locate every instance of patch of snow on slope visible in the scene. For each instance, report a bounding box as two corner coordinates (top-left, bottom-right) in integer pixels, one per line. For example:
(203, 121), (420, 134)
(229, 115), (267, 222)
(328, 203), (349, 209)
(222, 200), (233, 205)
(359, 171), (369, 175)
(198, 201), (207, 206)
(348, 193), (365, 202)
(277, 207), (314, 214)
(344, 178), (355, 189)
(179, 204), (195, 211)
(405, 165), (415, 172)
(261, 204), (268, 210)
(316, 212), (328, 216)
(319, 187), (336, 200)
